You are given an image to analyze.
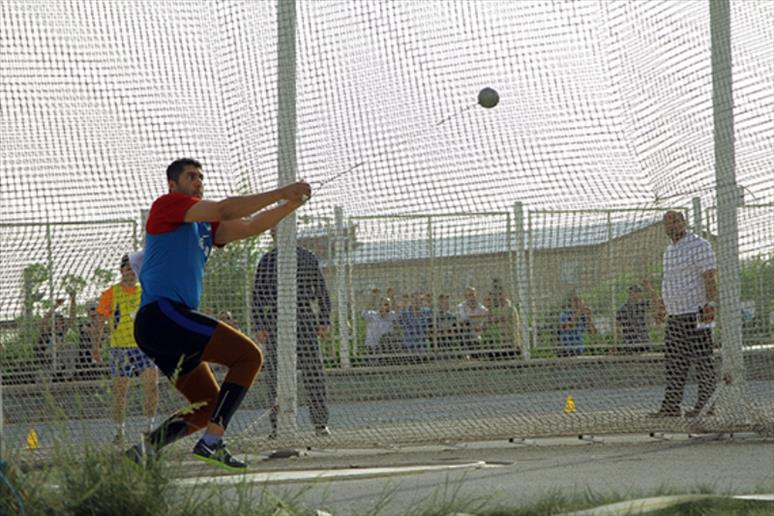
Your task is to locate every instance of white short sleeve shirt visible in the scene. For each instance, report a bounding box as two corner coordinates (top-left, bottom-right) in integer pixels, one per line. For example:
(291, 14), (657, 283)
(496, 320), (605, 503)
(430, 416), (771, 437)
(362, 310), (398, 348)
(661, 232), (716, 315)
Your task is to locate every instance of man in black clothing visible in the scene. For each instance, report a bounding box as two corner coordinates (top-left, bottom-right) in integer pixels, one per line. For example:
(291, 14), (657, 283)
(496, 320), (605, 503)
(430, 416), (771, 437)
(615, 285), (652, 353)
(252, 227), (331, 437)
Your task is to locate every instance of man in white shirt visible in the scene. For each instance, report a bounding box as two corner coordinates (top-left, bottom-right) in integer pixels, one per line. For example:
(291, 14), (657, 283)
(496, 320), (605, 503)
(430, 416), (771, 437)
(458, 287), (489, 343)
(362, 297), (399, 351)
(644, 210), (717, 417)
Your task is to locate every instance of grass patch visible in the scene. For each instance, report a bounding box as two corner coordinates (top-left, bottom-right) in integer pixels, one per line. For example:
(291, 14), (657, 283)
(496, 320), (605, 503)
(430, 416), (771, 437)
(1, 445), (772, 515)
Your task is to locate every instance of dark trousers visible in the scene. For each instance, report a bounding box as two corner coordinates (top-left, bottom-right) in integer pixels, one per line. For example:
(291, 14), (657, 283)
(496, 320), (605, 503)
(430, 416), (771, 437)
(265, 321), (329, 430)
(660, 313), (716, 412)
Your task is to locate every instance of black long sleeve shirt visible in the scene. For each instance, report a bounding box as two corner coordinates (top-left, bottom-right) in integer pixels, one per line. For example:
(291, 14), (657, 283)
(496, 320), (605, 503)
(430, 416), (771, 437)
(251, 246), (331, 332)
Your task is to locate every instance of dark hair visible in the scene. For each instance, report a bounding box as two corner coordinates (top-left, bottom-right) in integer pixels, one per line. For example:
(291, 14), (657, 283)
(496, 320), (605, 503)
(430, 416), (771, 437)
(120, 254), (130, 269)
(166, 158), (202, 183)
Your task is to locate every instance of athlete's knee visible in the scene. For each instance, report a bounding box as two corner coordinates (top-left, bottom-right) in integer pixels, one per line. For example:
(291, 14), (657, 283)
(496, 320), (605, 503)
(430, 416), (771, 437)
(246, 342), (263, 373)
(231, 342), (262, 388)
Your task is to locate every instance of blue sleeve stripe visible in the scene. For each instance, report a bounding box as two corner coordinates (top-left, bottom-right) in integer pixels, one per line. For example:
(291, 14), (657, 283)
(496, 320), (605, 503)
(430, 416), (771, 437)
(159, 299), (215, 338)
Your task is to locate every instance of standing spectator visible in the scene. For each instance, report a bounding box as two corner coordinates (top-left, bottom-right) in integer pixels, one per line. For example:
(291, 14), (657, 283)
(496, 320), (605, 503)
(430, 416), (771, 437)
(615, 284), (652, 353)
(34, 290), (77, 377)
(75, 300), (106, 379)
(95, 254), (159, 445)
(398, 292), (432, 352)
(252, 226), (332, 438)
(646, 210), (717, 418)
(361, 297), (399, 356)
(457, 287), (489, 348)
(558, 294), (597, 357)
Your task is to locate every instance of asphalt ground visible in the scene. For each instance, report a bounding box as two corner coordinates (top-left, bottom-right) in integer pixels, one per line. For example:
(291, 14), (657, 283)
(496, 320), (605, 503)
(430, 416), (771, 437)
(172, 433), (774, 515)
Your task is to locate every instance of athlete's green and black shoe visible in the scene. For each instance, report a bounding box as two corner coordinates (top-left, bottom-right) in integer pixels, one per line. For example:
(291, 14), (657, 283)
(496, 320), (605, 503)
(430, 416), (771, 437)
(192, 439), (247, 472)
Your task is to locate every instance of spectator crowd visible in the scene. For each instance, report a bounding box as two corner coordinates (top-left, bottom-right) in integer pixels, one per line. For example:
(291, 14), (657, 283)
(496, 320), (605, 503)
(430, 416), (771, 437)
(360, 278), (523, 360)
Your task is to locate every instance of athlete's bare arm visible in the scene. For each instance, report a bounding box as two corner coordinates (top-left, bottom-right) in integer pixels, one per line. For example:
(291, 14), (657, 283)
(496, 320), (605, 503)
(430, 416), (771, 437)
(214, 200), (304, 245)
(184, 182), (310, 223)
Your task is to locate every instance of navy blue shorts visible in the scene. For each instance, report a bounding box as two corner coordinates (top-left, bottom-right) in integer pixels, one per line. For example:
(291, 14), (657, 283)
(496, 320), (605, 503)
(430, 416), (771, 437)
(134, 299), (219, 378)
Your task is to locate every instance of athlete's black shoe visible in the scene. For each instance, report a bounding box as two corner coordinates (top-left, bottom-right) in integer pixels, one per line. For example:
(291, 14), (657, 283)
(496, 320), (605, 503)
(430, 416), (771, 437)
(192, 439), (247, 472)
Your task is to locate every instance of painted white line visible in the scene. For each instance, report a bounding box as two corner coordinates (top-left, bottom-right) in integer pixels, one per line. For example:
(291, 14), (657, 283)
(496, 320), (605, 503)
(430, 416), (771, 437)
(174, 461), (493, 486)
(563, 495), (711, 515)
(563, 493), (774, 515)
(733, 494), (774, 501)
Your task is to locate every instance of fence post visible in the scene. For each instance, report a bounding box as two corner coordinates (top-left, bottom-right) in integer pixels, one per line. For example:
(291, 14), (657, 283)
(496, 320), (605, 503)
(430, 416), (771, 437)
(514, 202), (530, 360)
(428, 216), (437, 350)
(335, 207), (351, 368)
(607, 211), (614, 353)
(45, 218), (57, 375)
(347, 219), (357, 358)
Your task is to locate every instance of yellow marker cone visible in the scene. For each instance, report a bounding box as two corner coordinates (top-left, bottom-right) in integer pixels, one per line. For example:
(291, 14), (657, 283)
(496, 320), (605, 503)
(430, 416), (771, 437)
(26, 429), (39, 449)
(564, 394), (576, 414)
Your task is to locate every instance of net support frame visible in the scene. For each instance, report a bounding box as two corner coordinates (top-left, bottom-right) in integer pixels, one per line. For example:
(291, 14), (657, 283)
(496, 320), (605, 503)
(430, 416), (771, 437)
(275, 0), (298, 436)
(334, 206), (351, 368)
(514, 201), (530, 360)
(709, 0), (751, 424)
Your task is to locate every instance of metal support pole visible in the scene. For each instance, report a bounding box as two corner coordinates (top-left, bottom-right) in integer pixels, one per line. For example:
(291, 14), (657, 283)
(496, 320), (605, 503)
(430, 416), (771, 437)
(335, 207), (351, 368)
(514, 203), (530, 360)
(710, 0), (746, 418)
(276, 0), (298, 436)
(347, 220), (357, 357)
(607, 212), (614, 352)
(428, 216), (436, 350)
(45, 218), (57, 375)
(527, 209), (537, 354)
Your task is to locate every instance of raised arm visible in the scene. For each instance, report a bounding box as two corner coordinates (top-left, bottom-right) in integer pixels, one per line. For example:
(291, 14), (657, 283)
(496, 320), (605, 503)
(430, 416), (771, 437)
(185, 181), (311, 224)
(215, 199), (304, 246)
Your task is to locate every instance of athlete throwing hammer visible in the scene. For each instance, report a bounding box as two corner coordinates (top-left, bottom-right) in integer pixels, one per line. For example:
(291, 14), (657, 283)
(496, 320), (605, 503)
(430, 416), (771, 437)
(126, 158), (310, 472)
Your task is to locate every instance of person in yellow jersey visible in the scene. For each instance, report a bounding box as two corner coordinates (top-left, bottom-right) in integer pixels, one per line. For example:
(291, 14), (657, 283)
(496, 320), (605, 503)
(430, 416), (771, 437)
(95, 254), (159, 445)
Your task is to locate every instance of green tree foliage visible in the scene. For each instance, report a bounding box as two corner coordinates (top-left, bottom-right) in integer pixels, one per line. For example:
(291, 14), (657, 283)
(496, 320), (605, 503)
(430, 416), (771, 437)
(21, 263), (48, 318)
(739, 254), (774, 343)
(93, 267), (115, 291)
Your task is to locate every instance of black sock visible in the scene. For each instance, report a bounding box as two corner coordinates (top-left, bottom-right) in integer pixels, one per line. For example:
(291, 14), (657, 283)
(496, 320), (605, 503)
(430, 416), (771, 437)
(210, 382), (248, 430)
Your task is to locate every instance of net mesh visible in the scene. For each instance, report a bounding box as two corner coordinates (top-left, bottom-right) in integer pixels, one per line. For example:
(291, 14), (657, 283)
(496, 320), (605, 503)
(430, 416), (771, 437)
(1, 0), (773, 451)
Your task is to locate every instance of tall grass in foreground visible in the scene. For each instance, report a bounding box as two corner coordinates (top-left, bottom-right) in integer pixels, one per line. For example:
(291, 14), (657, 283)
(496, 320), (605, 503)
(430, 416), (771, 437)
(0, 442), (308, 515)
(1, 444), (772, 515)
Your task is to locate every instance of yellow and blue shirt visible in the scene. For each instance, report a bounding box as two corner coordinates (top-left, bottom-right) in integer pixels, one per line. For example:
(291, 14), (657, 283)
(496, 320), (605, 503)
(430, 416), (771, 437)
(97, 283), (141, 348)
